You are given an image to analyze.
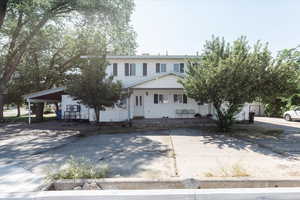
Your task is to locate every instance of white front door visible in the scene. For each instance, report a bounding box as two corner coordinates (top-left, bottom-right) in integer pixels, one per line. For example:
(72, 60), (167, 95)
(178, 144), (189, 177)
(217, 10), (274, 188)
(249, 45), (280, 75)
(134, 95), (144, 117)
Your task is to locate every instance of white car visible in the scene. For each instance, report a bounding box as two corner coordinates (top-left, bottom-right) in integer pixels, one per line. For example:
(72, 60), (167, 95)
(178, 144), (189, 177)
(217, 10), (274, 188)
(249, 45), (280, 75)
(283, 107), (300, 121)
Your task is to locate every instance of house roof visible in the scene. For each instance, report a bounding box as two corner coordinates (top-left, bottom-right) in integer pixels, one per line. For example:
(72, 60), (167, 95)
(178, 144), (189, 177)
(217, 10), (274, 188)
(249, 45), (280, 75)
(23, 87), (66, 102)
(124, 73), (185, 89)
(81, 55), (199, 60)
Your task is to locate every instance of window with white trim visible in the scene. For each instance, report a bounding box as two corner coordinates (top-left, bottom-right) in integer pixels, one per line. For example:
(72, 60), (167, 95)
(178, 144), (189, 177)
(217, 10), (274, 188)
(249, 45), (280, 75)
(156, 63), (167, 73)
(173, 63), (184, 73)
(154, 94), (169, 104)
(174, 94), (187, 104)
(125, 63), (136, 76)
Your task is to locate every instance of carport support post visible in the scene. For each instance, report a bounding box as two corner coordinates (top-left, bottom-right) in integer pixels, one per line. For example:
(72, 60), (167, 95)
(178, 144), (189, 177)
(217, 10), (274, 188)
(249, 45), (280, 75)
(127, 88), (131, 122)
(28, 99), (31, 125)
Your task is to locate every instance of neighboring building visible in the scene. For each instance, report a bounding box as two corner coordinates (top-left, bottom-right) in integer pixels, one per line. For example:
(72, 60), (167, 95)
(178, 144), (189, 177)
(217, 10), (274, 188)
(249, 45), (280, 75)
(24, 55), (251, 123)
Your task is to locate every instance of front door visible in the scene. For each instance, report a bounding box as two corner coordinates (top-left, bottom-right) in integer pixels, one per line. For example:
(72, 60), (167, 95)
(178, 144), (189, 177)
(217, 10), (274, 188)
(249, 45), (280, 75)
(134, 95), (144, 117)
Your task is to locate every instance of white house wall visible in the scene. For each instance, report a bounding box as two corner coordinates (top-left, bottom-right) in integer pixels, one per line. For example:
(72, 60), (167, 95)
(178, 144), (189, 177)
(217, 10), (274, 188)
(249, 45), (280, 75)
(133, 75), (184, 89)
(106, 58), (187, 86)
(132, 89), (208, 118)
(61, 95), (89, 120)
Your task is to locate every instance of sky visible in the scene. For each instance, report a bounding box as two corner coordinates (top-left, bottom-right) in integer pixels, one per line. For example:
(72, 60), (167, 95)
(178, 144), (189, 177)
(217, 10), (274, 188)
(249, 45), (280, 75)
(131, 0), (300, 56)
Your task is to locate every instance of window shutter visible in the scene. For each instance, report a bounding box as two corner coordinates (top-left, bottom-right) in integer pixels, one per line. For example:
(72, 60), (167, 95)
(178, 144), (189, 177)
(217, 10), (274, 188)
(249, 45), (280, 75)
(143, 63), (147, 76)
(154, 94), (158, 104)
(130, 64), (136, 76)
(113, 63), (118, 76)
(183, 94), (187, 104)
(156, 63), (160, 73)
(125, 63), (129, 76)
(180, 63), (184, 73)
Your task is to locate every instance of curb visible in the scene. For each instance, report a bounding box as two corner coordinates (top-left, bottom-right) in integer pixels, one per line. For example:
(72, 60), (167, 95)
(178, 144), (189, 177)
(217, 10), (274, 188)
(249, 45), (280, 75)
(51, 177), (300, 190)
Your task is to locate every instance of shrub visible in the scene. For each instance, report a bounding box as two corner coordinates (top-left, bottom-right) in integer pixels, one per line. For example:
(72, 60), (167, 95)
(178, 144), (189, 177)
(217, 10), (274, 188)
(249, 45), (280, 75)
(204, 163), (250, 177)
(45, 156), (109, 180)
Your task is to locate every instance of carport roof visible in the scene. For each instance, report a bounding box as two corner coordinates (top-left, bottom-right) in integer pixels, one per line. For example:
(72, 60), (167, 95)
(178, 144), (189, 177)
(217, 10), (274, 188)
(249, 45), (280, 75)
(23, 87), (66, 103)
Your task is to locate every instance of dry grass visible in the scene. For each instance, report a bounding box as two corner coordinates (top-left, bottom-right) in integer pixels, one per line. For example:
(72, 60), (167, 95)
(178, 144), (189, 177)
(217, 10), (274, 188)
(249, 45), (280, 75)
(223, 125), (284, 140)
(45, 156), (109, 180)
(204, 163), (250, 177)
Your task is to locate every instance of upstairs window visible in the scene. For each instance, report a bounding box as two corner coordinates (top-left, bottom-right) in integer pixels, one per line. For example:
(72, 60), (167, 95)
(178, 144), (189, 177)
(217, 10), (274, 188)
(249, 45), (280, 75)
(113, 63), (118, 76)
(156, 63), (167, 73)
(174, 94), (187, 104)
(125, 63), (136, 76)
(143, 63), (147, 76)
(174, 63), (184, 73)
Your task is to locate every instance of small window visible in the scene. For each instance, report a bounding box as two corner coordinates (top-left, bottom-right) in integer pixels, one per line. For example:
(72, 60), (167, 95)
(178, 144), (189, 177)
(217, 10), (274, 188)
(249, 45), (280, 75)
(125, 63), (135, 76)
(180, 63), (184, 73)
(174, 94), (187, 104)
(156, 63), (160, 73)
(154, 94), (168, 104)
(156, 63), (167, 73)
(154, 94), (158, 104)
(125, 63), (129, 76)
(143, 63), (147, 76)
(130, 63), (136, 76)
(113, 63), (118, 76)
(174, 63), (184, 73)
(140, 96), (142, 106)
(183, 94), (187, 104)
(173, 64), (180, 73)
(135, 96), (138, 106)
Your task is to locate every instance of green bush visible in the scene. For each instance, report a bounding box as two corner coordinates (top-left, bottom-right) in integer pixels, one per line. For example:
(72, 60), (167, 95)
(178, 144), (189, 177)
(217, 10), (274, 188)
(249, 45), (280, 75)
(45, 156), (109, 180)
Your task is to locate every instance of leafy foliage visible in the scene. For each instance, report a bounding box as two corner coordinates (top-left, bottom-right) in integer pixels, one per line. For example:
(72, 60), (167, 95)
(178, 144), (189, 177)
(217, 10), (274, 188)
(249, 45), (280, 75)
(181, 36), (298, 131)
(0, 0), (136, 121)
(66, 55), (122, 123)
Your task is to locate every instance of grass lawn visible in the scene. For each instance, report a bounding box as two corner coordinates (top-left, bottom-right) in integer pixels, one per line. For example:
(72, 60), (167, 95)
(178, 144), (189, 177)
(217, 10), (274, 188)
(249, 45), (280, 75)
(198, 123), (284, 140)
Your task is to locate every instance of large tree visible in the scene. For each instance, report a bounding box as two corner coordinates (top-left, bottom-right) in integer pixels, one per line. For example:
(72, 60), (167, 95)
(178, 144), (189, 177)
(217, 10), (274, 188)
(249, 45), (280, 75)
(66, 56), (122, 123)
(181, 36), (298, 131)
(0, 0), (135, 121)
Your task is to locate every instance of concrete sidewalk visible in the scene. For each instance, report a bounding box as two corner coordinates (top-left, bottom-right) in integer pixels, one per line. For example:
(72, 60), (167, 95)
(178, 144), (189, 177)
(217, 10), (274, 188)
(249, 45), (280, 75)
(0, 164), (44, 193)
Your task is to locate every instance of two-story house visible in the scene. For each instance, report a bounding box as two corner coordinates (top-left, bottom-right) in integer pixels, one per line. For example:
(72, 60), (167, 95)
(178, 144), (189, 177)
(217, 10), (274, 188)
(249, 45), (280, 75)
(24, 55), (251, 123)
(60, 55), (250, 122)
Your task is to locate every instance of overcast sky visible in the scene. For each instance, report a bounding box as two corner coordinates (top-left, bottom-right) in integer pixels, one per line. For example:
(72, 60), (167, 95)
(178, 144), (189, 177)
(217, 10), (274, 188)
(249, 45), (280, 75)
(131, 0), (300, 55)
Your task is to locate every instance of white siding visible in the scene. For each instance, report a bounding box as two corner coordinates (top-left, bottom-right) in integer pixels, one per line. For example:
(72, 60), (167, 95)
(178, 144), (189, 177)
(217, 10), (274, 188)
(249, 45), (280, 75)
(133, 75), (184, 89)
(106, 58), (186, 85)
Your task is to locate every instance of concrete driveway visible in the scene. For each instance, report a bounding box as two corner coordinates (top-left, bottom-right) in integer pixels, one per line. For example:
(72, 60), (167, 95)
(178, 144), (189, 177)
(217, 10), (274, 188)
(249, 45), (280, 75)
(2, 120), (300, 192)
(253, 117), (300, 157)
(255, 117), (300, 133)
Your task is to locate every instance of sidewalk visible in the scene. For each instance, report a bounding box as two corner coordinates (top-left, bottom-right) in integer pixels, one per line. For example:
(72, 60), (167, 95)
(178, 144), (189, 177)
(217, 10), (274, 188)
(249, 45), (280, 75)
(0, 163), (44, 193)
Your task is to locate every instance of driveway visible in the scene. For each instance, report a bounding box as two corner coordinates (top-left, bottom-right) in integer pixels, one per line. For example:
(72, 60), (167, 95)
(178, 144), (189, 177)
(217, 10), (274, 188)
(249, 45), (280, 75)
(253, 117), (300, 157)
(0, 121), (94, 192)
(255, 117), (300, 133)
(2, 120), (300, 192)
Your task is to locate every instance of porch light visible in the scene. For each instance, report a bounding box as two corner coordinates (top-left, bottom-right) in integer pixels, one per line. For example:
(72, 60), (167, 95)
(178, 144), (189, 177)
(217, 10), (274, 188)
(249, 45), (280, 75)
(146, 92), (149, 96)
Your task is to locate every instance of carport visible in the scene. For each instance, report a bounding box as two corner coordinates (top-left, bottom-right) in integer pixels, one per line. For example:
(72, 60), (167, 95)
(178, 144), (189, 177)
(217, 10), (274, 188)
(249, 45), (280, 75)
(23, 87), (66, 124)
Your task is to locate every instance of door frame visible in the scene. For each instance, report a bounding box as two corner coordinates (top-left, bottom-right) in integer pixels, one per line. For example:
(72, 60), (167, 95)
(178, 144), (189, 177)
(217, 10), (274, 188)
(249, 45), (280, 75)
(133, 94), (144, 117)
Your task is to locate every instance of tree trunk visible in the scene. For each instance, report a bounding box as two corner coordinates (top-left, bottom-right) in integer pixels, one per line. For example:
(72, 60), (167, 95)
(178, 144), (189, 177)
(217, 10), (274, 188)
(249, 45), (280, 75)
(94, 107), (100, 124)
(35, 103), (44, 122)
(0, 93), (4, 122)
(17, 104), (21, 117)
